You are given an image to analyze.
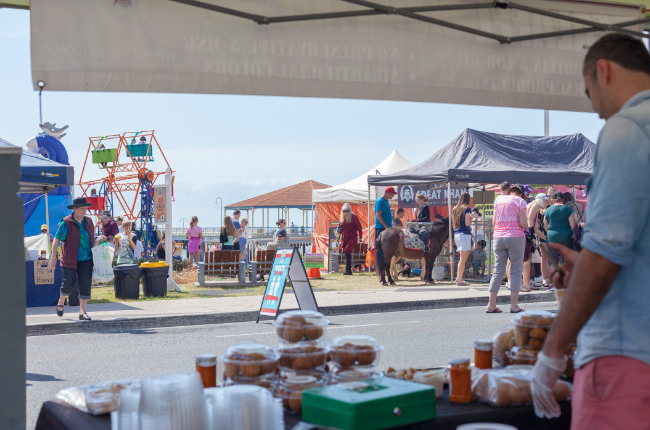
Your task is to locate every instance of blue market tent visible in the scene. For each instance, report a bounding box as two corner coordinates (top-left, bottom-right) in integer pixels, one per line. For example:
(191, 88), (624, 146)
(0, 138), (74, 193)
(367, 129), (596, 186)
(0, 138), (74, 233)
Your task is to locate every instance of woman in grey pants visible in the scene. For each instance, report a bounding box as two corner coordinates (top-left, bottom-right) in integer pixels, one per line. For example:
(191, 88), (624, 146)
(486, 187), (528, 313)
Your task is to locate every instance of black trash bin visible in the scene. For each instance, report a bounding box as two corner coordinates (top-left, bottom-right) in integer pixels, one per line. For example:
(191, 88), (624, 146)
(141, 264), (169, 298)
(113, 264), (141, 299)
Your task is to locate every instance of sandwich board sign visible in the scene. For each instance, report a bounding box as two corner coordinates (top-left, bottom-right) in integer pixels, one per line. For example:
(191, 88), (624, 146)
(257, 248), (319, 323)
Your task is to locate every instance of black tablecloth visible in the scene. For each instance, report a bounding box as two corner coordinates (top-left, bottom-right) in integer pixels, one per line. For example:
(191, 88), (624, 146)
(36, 391), (570, 430)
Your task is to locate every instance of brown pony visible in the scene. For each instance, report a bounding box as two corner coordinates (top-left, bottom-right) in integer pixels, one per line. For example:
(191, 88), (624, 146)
(375, 217), (450, 285)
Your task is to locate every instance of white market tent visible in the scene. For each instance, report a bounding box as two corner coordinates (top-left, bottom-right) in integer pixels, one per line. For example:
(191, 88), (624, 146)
(312, 150), (412, 203)
(29, 1), (650, 112)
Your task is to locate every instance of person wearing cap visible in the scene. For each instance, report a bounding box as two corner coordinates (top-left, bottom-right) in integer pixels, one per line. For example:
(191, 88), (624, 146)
(49, 197), (95, 321)
(374, 187), (396, 239)
(543, 191), (576, 269)
(338, 203), (363, 275)
(114, 219), (137, 265)
(98, 210), (119, 245)
(532, 34), (650, 426)
(40, 224), (54, 244)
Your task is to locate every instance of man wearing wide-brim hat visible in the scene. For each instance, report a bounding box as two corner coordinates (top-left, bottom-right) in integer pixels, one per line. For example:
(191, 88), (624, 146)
(49, 197), (95, 321)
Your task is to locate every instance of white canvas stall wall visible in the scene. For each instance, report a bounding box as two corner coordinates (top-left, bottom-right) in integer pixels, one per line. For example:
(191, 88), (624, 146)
(31, 0), (643, 112)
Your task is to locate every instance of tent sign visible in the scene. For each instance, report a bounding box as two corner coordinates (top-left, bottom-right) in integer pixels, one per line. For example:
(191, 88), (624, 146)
(257, 248), (319, 322)
(399, 185), (467, 208)
(305, 253), (324, 269)
(153, 186), (167, 223)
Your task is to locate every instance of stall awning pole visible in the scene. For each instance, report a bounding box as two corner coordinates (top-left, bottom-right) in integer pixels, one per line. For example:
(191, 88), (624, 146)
(44, 191), (50, 258)
(367, 185), (371, 247)
(448, 181), (454, 282)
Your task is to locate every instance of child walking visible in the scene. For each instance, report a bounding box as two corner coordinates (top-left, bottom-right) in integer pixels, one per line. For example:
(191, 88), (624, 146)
(186, 216), (203, 266)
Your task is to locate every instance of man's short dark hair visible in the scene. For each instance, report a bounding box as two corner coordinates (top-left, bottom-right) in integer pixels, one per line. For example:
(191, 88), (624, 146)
(500, 181), (511, 193)
(233, 210), (241, 215)
(583, 33), (650, 78)
(397, 208), (404, 214)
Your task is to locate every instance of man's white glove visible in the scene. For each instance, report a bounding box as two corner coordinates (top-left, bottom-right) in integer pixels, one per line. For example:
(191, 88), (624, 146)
(531, 351), (567, 419)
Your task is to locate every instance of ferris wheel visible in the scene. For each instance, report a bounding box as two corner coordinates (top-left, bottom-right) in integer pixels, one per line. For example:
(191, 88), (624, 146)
(78, 130), (174, 257)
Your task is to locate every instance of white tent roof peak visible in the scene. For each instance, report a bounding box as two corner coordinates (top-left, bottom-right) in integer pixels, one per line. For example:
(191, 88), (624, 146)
(313, 150), (412, 203)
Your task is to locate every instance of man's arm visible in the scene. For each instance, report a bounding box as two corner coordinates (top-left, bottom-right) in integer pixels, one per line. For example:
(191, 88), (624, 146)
(49, 238), (60, 268)
(375, 211), (389, 229)
(542, 246), (620, 357)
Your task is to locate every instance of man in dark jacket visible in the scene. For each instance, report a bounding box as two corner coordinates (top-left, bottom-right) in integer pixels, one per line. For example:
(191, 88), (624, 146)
(50, 198), (95, 321)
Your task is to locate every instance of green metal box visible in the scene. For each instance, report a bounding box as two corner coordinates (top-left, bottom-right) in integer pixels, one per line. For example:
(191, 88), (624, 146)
(302, 377), (436, 430)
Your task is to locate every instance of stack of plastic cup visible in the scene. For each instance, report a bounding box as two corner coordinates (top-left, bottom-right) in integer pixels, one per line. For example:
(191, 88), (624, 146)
(328, 335), (384, 383)
(139, 371), (208, 430)
(224, 385), (284, 430)
(113, 385), (141, 430)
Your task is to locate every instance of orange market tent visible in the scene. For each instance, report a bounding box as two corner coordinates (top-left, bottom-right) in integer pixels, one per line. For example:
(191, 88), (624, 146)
(312, 151), (412, 270)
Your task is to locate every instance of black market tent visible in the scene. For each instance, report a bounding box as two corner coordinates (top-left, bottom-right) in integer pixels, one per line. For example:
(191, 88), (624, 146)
(0, 138), (74, 193)
(367, 128), (596, 282)
(367, 129), (596, 187)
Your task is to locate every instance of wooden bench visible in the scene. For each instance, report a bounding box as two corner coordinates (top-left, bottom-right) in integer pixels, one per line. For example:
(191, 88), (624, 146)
(255, 250), (276, 279)
(197, 250), (245, 285)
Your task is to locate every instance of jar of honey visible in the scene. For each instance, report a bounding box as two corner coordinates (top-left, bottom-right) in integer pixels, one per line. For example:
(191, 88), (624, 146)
(449, 358), (472, 403)
(195, 353), (217, 388)
(474, 339), (494, 369)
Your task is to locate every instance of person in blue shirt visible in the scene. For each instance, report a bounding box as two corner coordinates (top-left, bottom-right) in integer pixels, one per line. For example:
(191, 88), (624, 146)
(374, 187), (396, 239)
(531, 34), (650, 428)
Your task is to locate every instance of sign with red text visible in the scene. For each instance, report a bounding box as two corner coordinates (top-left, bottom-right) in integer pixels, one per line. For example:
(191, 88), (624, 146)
(257, 248), (319, 322)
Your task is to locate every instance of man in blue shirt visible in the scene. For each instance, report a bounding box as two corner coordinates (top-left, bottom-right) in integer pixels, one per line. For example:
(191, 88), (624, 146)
(374, 186), (396, 239)
(531, 34), (650, 429)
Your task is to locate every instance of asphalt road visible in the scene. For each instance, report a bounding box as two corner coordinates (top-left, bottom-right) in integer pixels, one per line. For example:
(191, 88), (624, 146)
(26, 302), (555, 429)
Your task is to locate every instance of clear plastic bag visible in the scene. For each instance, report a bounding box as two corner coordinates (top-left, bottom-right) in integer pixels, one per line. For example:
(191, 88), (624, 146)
(56, 379), (139, 415)
(492, 325), (516, 368)
(92, 243), (114, 284)
(471, 366), (571, 407)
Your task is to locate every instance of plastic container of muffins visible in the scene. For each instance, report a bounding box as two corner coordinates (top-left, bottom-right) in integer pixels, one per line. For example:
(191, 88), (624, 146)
(221, 341), (279, 386)
(329, 365), (383, 383)
(511, 310), (555, 349)
(273, 373), (327, 414)
(507, 346), (539, 365)
(329, 335), (383, 368)
(274, 310), (330, 343)
(277, 338), (330, 372)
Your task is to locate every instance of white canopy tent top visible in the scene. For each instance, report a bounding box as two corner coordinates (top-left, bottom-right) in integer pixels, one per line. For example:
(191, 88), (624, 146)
(312, 150), (412, 203)
(31, 0), (648, 112)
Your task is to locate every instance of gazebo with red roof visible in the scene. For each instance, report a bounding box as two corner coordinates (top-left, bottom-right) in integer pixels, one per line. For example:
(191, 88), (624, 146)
(225, 180), (329, 235)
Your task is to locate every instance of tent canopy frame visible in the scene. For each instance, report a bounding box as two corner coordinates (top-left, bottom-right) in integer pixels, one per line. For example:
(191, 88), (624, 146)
(170, 0), (650, 43)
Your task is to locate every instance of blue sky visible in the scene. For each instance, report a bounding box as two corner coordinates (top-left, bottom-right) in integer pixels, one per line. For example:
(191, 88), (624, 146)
(1, 8), (605, 229)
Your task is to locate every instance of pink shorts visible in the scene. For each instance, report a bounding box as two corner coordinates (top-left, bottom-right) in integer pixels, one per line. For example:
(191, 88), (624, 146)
(571, 355), (650, 430)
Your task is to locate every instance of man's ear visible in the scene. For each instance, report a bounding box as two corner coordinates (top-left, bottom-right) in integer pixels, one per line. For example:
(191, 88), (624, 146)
(596, 58), (611, 85)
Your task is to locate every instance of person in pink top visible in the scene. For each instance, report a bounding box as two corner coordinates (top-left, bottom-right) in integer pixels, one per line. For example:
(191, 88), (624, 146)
(486, 186), (528, 313)
(186, 216), (203, 266)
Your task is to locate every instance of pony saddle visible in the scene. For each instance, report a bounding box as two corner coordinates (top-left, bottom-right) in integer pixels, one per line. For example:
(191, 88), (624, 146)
(403, 229), (429, 252)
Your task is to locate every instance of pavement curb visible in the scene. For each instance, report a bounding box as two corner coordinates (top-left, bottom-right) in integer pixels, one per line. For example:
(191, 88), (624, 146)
(26, 292), (555, 337)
